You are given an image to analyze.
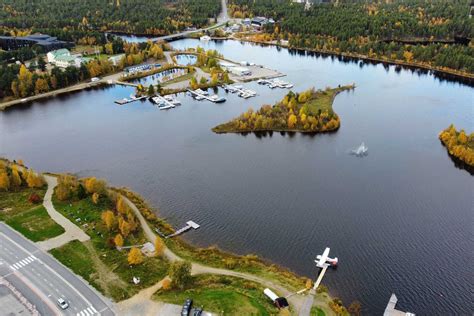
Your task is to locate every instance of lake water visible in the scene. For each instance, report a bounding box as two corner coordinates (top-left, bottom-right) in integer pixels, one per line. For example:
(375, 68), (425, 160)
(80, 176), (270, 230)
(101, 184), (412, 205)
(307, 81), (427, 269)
(1, 39), (472, 315)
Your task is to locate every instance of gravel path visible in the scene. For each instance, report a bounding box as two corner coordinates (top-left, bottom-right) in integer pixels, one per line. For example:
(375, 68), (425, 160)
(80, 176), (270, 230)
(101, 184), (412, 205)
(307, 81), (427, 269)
(36, 175), (90, 251)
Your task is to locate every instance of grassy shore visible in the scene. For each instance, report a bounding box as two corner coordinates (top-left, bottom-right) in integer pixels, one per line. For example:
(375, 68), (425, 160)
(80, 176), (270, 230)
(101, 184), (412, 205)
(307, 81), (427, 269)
(213, 85), (354, 134)
(50, 193), (170, 301)
(153, 274), (280, 315)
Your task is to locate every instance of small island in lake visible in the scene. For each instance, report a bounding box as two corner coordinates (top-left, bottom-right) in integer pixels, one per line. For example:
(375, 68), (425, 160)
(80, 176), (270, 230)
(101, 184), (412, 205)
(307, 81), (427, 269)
(439, 125), (474, 171)
(212, 84), (355, 134)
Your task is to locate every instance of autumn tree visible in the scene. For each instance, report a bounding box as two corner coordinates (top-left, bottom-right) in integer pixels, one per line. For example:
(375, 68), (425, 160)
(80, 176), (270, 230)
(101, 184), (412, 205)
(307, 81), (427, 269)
(114, 233), (124, 248)
(116, 195), (129, 215)
(288, 113), (297, 129)
(154, 237), (164, 256)
(84, 177), (106, 194)
(10, 166), (22, 188)
(0, 172), (10, 191)
(119, 218), (131, 237)
(161, 278), (172, 290)
(34, 78), (50, 94)
(101, 210), (116, 231)
(18, 64), (33, 97)
(168, 261), (192, 289)
(92, 192), (100, 204)
(305, 278), (312, 289)
(128, 247), (143, 265)
(25, 170), (45, 188)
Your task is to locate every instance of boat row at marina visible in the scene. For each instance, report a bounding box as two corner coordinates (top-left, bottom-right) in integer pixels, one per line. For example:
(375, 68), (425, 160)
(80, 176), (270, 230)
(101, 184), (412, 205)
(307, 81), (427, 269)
(186, 89), (226, 103)
(150, 95), (181, 110)
(222, 85), (257, 99)
(257, 78), (293, 89)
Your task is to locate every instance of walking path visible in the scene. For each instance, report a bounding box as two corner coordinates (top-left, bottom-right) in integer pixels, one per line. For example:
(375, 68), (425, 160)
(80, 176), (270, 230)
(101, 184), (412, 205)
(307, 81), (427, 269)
(36, 175), (90, 251)
(122, 196), (307, 313)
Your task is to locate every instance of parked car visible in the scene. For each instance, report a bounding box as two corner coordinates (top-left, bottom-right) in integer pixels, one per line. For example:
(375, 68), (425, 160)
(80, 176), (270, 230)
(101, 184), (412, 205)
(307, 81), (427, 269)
(57, 298), (69, 309)
(181, 298), (193, 316)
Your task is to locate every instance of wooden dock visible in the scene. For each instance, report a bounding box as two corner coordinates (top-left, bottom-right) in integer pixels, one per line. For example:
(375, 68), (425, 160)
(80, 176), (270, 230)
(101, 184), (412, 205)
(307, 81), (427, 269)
(114, 95), (148, 105)
(187, 89), (225, 103)
(166, 220), (200, 238)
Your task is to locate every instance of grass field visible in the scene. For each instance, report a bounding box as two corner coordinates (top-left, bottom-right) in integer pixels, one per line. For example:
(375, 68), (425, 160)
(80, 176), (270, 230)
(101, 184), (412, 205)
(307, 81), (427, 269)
(6, 205), (65, 241)
(51, 192), (170, 301)
(0, 188), (65, 241)
(153, 274), (279, 315)
(311, 306), (326, 316)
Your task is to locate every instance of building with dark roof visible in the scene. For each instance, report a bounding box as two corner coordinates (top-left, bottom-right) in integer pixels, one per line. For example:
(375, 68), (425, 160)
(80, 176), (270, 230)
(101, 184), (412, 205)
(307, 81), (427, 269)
(0, 34), (73, 52)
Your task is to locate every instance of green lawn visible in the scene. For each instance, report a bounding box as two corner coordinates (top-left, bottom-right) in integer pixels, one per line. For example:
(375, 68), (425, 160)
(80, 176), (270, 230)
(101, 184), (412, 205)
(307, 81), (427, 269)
(6, 205), (65, 241)
(154, 275), (279, 315)
(51, 192), (170, 301)
(311, 306), (326, 316)
(0, 187), (47, 216)
(0, 188), (64, 241)
(50, 240), (104, 290)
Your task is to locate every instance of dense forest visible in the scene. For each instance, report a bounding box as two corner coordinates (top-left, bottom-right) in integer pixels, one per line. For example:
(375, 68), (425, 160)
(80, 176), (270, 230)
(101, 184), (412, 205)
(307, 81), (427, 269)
(230, 0), (474, 73)
(0, 0), (221, 38)
(213, 85), (354, 133)
(439, 125), (474, 168)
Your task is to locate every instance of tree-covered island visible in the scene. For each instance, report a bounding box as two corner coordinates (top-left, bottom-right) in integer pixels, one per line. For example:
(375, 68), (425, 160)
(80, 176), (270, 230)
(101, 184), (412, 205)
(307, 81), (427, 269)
(213, 84), (354, 134)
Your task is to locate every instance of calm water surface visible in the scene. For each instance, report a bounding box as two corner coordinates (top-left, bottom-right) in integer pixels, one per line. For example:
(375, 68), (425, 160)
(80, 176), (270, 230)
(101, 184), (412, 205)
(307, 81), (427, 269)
(1, 39), (472, 315)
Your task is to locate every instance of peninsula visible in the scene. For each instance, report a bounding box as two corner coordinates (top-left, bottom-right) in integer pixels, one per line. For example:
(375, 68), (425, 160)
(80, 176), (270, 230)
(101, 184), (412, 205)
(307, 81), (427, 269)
(213, 85), (354, 134)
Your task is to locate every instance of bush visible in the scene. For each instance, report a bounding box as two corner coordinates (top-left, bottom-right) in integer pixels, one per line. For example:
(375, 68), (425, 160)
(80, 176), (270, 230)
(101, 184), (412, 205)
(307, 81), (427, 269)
(28, 193), (43, 204)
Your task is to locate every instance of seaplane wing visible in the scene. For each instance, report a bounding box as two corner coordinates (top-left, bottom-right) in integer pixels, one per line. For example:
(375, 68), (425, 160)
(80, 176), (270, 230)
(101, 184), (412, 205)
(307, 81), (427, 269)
(315, 247), (338, 268)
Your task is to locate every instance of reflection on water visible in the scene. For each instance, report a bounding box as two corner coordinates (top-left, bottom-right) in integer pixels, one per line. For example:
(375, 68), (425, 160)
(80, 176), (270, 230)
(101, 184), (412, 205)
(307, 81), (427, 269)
(1, 39), (473, 315)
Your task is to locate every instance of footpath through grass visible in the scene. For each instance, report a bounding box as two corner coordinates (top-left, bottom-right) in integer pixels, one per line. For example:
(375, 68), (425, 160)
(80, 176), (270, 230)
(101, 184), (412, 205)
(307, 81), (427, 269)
(50, 192), (170, 301)
(153, 274), (280, 316)
(0, 188), (65, 241)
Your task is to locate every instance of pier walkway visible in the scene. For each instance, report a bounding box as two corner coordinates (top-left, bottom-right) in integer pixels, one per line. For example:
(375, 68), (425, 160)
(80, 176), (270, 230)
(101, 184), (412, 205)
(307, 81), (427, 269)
(166, 221), (200, 238)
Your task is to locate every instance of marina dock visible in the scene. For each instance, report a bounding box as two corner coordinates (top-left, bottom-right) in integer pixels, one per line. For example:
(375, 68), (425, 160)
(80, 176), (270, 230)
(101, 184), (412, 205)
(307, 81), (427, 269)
(114, 95), (148, 105)
(257, 78), (293, 89)
(166, 220), (200, 238)
(151, 94), (181, 110)
(222, 85), (257, 99)
(187, 89), (226, 103)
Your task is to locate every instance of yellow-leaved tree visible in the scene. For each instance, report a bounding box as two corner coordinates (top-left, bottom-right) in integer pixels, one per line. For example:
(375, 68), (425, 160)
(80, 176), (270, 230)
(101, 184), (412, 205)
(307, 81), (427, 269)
(154, 237), (164, 256)
(114, 233), (124, 248)
(128, 247), (143, 265)
(101, 210), (116, 231)
(0, 172), (10, 191)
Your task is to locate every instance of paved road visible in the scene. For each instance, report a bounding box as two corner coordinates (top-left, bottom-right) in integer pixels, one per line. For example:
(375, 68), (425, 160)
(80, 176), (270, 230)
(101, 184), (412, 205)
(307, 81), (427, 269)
(0, 222), (114, 316)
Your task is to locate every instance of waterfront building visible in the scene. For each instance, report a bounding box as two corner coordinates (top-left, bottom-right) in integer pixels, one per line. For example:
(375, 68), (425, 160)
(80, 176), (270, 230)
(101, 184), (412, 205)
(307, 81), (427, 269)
(0, 33), (73, 52)
(47, 49), (83, 68)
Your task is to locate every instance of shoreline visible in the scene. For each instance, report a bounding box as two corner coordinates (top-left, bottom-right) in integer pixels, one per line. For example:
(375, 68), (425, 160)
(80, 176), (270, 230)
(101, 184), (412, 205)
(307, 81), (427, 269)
(233, 37), (474, 84)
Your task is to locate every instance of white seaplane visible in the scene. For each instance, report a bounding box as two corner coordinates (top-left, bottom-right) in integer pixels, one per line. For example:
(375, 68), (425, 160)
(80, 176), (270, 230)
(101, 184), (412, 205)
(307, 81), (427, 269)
(315, 247), (338, 268)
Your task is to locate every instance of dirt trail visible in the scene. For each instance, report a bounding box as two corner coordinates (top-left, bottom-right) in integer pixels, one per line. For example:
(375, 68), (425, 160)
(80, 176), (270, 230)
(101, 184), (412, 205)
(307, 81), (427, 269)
(122, 195), (306, 313)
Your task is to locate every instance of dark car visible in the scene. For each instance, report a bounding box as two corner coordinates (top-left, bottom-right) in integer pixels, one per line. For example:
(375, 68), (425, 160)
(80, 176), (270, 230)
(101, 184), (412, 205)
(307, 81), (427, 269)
(181, 298), (193, 316)
(192, 307), (203, 316)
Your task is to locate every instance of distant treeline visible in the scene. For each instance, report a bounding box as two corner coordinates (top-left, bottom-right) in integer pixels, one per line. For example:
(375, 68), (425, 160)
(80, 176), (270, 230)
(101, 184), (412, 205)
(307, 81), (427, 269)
(0, 0), (221, 37)
(230, 0), (474, 73)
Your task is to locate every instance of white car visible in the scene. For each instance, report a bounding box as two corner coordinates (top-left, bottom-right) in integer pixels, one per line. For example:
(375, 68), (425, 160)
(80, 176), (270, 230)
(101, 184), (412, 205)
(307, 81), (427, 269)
(57, 298), (69, 309)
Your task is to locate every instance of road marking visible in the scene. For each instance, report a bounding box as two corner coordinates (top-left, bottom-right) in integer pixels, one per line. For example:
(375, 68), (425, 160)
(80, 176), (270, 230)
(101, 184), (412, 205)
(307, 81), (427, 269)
(86, 307), (94, 314)
(0, 226), (100, 312)
(90, 306), (97, 313)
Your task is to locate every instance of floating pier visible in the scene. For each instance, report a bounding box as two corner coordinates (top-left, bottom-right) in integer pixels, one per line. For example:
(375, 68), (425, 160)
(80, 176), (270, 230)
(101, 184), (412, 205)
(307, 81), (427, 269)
(166, 220), (200, 238)
(257, 79), (293, 89)
(222, 85), (257, 99)
(114, 95), (148, 105)
(187, 89), (226, 103)
(151, 95), (181, 110)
